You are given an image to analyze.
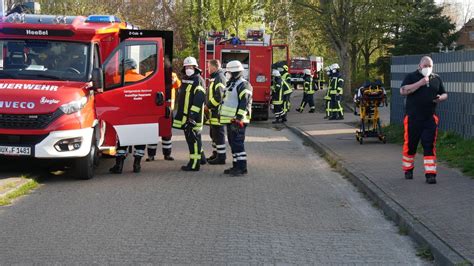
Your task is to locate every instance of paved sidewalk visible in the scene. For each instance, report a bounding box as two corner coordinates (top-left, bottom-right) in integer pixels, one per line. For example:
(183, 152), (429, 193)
(284, 90), (473, 265)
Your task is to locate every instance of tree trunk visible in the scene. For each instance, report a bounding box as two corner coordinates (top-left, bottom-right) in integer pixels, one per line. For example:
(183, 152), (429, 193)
(337, 46), (352, 103)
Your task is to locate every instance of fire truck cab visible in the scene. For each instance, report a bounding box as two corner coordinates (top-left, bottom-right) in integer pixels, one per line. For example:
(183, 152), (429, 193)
(199, 29), (288, 121)
(0, 13), (173, 179)
(289, 56), (323, 89)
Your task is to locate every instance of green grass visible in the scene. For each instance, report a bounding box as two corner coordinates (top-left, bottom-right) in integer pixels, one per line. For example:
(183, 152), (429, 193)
(383, 124), (474, 177)
(0, 177), (38, 206)
(416, 246), (434, 261)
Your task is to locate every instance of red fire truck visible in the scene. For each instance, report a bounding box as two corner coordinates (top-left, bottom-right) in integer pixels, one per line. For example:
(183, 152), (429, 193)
(289, 56), (323, 89)
(0, 13), (174, 179)
(198, 29), (288, 120)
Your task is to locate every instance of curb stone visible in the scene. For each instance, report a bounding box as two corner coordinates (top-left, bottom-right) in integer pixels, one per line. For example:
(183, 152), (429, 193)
(0, 177), (38, 206)
(288, 125), (471, 266)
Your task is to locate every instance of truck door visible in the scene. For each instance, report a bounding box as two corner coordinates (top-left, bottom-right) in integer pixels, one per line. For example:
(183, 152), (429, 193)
(95, 38), (166, 146)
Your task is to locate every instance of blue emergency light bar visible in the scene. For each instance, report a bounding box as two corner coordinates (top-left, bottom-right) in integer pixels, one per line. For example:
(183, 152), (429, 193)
(85, 15), (121, 23)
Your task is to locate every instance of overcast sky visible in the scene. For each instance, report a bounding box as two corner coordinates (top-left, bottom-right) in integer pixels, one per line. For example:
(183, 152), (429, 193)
(436, 0), (474, 28)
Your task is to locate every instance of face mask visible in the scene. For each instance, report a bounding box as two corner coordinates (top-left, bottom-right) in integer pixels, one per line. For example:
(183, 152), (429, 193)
(225, 72), (232, 80)
(421, 67), (432, 77)
(185, 68), (194, 77)
(332, 69), (337, 73)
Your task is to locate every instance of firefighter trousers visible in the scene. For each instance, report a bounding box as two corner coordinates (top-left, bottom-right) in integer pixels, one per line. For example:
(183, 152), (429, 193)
(299, 93), (315, 112)
(210, 125), (226, 159)
(273, 104), (285, 120)
(402, 115), (439, 175)
(117, 144), (145, 158)
(184, 128), (203, 170)
(227, 124), (247, 170)
(283, 92), (292, 112)
(327, 94), (343, 118)
(147, 135), (172, 157)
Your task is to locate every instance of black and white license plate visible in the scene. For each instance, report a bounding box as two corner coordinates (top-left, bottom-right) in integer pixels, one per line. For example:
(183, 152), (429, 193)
(0, 146), (31, 156)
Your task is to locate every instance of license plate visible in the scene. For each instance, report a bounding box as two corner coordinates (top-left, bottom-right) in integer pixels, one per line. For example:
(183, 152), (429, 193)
(0, 146), (31, 156)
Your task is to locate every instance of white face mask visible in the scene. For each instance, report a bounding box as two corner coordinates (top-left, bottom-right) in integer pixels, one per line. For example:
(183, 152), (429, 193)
(332, 69), (337, 73)
(185, 68), (194, 77)
(421, 67), (432, 77)
(225, 72), (232, 80)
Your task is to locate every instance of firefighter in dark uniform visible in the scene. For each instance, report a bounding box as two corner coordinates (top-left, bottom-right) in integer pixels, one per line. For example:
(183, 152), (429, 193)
(296, 69), (316, 113)
(206, 59), (227, 165)
(400, 56), (447, 184)
(146, 72), (181, 162)
(109, 58), (147, 174)
(271, 69), (285, 124)
(172, 56), (207, 171)
(219, 60), (252, 176)
(323, 66), (332, 118)
(281, 64), (292, 119)
(327, 63), (344, 120)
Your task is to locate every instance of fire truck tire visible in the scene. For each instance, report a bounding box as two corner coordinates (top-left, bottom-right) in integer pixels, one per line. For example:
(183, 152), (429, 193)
(72, 134), (98, 180)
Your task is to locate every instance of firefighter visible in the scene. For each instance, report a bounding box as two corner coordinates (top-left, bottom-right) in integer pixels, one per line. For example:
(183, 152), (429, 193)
(219, 60), (252, 176)
(296, 69), (316, 113)
(280, 65), (292, 117)
(323, 66), (332, 118)
(109, 58), (147, 174)
(172, 56), (206, 171)
(206, 59), (227, 165)
(271, 69), (285, 124)
(327, 63), (344, 120)
(400, 56), (447, 184)
(146, 72), (181, 162)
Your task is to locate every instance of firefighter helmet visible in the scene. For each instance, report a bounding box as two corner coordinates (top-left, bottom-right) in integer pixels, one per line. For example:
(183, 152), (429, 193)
(331, 63), (340, 70)
(304, 69), (311, 75)
(282, 65), (288, 71)
(183, 56), (198, 67)
(226, 60), (244, 72)
(272, 69), (281, 77)
(124, 58), (137, 70)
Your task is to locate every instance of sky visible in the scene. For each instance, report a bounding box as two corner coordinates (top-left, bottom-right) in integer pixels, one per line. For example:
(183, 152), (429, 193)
(435, 0), (474, 29)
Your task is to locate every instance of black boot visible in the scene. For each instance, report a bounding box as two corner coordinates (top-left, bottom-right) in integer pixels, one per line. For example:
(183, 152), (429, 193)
(309, 109), (315, 113)
(404, 169), (413, 179)
(425, 173), (437, 184)
(207, 151), (217, 161)
(224, 162), (237, 174)
(272, 119), (281, 124)
(109, 157), (125, 174)
(164, 155), (174, 161)
(133, 156), (142, 173)
(181, 161), (200, 171)
(229, 168), (248, 176)
(208, 154), (226, 165)
(200, 152), (207, 165)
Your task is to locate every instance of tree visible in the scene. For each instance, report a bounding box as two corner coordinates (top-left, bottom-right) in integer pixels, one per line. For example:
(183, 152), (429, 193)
(390, 0), (457, 56)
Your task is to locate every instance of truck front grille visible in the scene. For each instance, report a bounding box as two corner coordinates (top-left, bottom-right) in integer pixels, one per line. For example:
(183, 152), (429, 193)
(0, 110), (63, 129)
(0, 134), (49, 145)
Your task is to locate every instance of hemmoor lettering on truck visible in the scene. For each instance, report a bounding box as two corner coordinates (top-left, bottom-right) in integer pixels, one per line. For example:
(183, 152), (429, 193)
(0, 101), (35, 109)
(25, 29), (49, 36)
(0, 83), (58, 91)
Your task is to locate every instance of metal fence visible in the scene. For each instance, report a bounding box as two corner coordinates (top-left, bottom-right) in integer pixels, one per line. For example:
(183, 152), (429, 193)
(390, 50), (474, 138)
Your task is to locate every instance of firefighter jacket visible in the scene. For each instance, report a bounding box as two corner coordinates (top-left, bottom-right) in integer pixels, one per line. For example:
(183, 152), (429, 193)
(329, 74), (344, 95)
(271, 77), (284, 105)
(303, 75), (315, 94)
(281, 70), (292, 95)
(172, 72), (206, 131)
(206, 69), (226, 125)
(219, 77), (253, 124)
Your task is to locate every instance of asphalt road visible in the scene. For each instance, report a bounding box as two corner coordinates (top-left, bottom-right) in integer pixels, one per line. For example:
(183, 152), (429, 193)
(0, 124), (428, 264)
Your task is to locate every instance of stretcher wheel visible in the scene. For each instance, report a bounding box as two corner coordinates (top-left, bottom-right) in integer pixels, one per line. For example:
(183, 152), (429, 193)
(379, 135), (387, 144)
(359, 137), (363, 145)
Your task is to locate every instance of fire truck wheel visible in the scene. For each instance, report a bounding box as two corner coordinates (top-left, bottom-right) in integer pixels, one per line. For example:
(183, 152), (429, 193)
(72, 135), (97, 180)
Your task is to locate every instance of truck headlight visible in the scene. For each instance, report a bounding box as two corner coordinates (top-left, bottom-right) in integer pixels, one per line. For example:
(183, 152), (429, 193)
(60, 96), (88, 114)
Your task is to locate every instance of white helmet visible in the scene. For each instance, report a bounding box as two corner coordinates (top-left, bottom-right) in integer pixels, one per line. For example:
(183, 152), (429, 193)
(331, 63), (340, 70)
(226, 60), (244, 72)
(303, 69), (311, 75)
(272, 69), (281, 77)
(183, 56), (198, 67)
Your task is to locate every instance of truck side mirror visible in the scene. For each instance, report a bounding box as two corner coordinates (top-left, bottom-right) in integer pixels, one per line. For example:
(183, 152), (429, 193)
(91, 68), (104, 90)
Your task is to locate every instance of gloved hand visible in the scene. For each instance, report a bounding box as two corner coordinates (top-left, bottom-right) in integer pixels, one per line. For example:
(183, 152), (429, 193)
(232, 118), (244, 128)
(183, 119), (197, 130)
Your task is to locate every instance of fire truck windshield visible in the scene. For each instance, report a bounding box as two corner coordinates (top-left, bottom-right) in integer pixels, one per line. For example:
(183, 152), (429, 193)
(0, 40), (90, 82)
(290, 59), (311, 70)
